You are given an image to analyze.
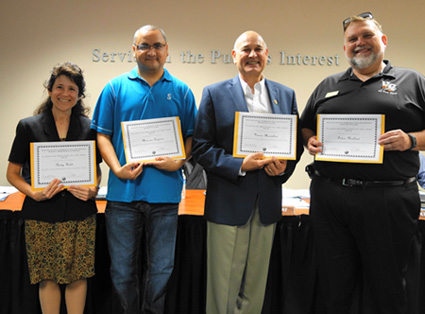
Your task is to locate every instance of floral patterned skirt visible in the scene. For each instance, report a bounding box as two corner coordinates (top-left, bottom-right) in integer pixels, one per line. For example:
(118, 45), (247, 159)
(25, 215), (96, 285)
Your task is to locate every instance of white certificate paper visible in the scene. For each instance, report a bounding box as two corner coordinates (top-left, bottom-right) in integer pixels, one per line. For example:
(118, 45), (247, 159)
(121, 116), (186, 163)
(316, 114), (385, 163)
(233, 112), (297, 159)
(30, 141), (97, 190)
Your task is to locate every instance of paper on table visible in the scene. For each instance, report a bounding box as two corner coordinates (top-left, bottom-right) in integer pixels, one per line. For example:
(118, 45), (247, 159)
(0, 186), (18, 194)
(282, 188), (310, 199)
(96, 186), (108, 200)
(282, 198), (310, 208)
(0, 186), (18, 201)
(281, 188), (310, 215)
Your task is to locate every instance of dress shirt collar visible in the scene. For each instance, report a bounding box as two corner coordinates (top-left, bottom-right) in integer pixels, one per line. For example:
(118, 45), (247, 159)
(238, 75), (271, 113)
(239, 75), (266, 98)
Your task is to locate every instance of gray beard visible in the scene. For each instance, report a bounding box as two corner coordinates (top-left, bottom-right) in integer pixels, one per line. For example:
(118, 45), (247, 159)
(349, 52), (378, 70)
(348, 50), (383, 70)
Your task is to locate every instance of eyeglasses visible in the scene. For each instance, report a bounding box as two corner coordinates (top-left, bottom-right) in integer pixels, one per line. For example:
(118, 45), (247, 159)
(343, 12), (373, 31)
(134, 43), (166, 51)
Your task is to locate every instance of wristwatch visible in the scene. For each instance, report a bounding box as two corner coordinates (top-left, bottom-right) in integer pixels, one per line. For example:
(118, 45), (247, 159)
(408, 133), (417, 150)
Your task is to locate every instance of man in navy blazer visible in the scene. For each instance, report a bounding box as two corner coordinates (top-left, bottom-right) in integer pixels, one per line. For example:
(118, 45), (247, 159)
(192, 30), (303, 314)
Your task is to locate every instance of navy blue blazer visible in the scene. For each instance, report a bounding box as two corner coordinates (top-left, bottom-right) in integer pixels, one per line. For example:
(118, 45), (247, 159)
(192, 76), (303, 225)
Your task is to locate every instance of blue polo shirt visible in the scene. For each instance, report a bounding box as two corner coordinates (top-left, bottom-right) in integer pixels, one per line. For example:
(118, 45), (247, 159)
(91, 67), (197, 203)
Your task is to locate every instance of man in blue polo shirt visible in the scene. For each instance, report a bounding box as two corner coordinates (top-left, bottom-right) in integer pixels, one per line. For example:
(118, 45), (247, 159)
(91, 25), (197, 314)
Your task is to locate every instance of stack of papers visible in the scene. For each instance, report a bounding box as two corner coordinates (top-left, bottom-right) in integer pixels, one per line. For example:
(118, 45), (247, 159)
(420, 191), (425, 218)
(281, 188), (310, 215)
(0, 186), (18, 201)
(420, 191), (425, 204)
(96, 186), (107, 200)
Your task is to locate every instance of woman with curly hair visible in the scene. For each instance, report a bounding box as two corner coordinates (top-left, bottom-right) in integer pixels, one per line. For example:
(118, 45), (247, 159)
(6, 62), (102, 314)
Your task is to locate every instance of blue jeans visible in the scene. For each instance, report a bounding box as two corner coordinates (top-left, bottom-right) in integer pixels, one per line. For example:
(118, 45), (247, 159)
(105, 201), (179, 314)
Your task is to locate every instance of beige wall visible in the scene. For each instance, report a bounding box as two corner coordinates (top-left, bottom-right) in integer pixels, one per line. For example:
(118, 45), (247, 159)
(1, 0), (424, 189)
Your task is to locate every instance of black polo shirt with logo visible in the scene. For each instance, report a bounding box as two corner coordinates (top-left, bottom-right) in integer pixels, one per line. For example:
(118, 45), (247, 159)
(300, 60), (425, 181)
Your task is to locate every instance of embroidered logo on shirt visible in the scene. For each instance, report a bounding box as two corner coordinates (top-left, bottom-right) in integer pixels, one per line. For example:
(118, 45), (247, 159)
(379, 80), (398, 95)
(167, 93), (172, 100)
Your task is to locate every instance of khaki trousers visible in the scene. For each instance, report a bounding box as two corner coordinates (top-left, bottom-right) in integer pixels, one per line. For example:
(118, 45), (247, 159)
(206, 207), (276, 314)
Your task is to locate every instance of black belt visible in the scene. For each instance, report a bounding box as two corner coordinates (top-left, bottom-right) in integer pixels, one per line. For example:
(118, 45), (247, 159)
(314, 170), (416, 187)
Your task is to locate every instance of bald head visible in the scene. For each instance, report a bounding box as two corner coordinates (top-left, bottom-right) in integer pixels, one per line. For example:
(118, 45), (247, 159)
(233, 31), (267, 51)
(232, 30), (269, 85)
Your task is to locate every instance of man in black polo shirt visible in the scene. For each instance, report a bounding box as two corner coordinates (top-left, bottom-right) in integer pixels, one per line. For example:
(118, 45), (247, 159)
(301, 12), (425, 314)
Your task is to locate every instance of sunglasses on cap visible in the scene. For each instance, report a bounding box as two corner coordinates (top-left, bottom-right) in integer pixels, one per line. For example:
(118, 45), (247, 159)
(343, 12), (373, 31)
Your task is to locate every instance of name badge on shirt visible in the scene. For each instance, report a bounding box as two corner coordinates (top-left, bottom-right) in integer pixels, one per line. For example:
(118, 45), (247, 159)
(325, 91), (339, 98)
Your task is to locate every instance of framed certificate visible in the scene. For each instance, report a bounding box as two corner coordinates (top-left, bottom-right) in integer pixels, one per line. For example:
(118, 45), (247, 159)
(316, 114), (385, 163)
(30, 140), (97, 191)
(233, 112), (297, 159)
(121, 116), (186, 163)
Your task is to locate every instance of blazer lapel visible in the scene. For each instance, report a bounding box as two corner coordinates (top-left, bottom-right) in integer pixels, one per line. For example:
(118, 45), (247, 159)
(229, 76), (249, 112)
(42, 110), (61, 140)
(265, 80), (283, 114)
(41, 109), (81, 141)
(66, 113), (82, 140)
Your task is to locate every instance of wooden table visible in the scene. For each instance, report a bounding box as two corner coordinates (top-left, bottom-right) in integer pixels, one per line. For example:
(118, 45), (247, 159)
(2, 189), (424, 220)
(0, 191), (109, 212)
